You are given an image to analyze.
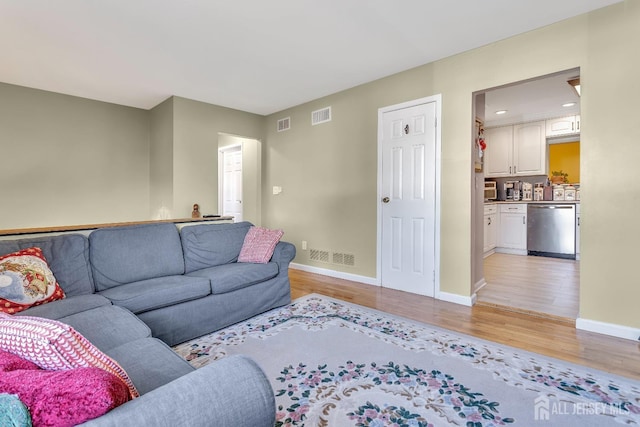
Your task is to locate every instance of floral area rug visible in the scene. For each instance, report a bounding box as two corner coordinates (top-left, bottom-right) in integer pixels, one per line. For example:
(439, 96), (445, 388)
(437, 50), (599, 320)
(173, 294), (640, 426)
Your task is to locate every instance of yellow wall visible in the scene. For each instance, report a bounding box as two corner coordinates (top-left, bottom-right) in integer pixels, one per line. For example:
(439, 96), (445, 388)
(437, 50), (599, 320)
(549, 141), (580, 183)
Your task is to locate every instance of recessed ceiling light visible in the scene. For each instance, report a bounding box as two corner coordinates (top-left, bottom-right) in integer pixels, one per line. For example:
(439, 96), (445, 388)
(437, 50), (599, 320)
(562, 102), (576, 107)
(495, 110), (507, 115)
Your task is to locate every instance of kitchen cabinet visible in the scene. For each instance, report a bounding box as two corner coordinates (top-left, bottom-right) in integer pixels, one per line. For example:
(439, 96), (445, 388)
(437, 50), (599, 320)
(483, 204), (498, 256)
(497, 204), (527, 255)
(484, 121), (546, 177)
(546, 115), (580, 137)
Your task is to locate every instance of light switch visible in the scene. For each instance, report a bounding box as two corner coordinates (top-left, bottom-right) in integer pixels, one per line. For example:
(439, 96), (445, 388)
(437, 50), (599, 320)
(273, 186), (282, 195)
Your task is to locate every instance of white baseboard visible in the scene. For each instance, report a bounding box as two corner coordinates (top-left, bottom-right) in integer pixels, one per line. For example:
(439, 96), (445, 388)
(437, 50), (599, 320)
(576, 318), (640, 341)
(474, 278), (487, 293)
(495, 248), (527, 256)
(437, 291), (475, 307)
(291, 263), (477, 307)
(289, 263), (379, 286)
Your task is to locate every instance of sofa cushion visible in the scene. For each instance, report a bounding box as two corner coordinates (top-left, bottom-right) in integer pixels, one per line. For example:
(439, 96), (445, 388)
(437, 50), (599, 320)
(17, 294), (112, 320)
(0, 233), (94, 297)
(89, 223), (185, 291)
(97, 275), (211, 314)
(0, 313), (139, 398)
(57, 305), (151, 352)
(0, 247), (66, 314)
(238, 226), (284, 264)
(187, 262), (278, 295)
(105, 338), (195, 395)
(181, 221), (252, 273)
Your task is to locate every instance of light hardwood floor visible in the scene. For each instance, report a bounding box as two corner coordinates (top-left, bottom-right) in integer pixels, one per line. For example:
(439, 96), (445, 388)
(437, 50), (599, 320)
(289, 269), (640, 381)
(478, 253), (579, 320)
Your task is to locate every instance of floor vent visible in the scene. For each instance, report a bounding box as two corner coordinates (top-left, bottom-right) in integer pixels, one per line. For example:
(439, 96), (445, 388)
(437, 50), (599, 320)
(309, 249), (330, 263)
(311, 107), (331, 125)
(332, 252), (355, 267)
(277, 117), (290, 132)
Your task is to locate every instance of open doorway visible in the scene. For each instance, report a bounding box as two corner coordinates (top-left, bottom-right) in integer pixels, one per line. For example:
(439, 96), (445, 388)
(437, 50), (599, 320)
(218, 133), (262, 225)
(473, 69), (581, 321)
(219, 145), (243, 221)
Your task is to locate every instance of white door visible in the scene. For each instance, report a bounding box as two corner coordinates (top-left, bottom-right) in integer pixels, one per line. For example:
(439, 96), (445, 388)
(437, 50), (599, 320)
(221, 148), (243, 222)
(379, 100), (437, 296)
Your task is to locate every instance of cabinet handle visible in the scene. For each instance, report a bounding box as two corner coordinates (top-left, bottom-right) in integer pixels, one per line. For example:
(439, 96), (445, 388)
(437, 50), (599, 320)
(514, 165), (517, 174)
(488, 217), (492, 225)
(523, 217), (526, 225)
(577, 119), (580, 131)
(509, 166), (512, 174)
(572, 122), (575, 131)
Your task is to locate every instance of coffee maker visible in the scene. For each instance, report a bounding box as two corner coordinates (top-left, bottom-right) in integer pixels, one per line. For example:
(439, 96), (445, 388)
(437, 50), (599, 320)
(504, 181), (521, 201)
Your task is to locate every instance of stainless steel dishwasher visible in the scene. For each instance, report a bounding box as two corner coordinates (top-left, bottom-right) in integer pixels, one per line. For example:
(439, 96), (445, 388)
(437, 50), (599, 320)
(527, 203), (576, 259)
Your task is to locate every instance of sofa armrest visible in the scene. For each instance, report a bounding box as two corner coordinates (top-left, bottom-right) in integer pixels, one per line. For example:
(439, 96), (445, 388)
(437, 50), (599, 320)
(80, 355), (275, 427)
(271, 241), (296, 272)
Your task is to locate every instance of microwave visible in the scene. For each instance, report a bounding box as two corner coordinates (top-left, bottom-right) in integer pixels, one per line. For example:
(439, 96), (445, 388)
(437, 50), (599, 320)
(484, 181), (497, 200)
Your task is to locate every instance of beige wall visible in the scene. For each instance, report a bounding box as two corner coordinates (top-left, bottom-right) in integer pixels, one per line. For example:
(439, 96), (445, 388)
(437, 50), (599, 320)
(263, 2), (640, 328)
(580, 2), (640, 327)
(0, 83), (150, 229)
(171, 97), (264, 219)
(149, 97), (174, 219)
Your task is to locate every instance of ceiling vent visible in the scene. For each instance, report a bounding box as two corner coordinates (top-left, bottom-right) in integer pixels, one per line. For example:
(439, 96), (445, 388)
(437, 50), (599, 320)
(311, 107), (331, 125)
(277, 117), (290, 132)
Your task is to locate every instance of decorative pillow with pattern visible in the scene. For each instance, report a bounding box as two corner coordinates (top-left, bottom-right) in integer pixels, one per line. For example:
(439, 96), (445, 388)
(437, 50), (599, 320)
(0, 313), (139, 399)
(0, 247), (65, 314)
(238, 226), (284, 264)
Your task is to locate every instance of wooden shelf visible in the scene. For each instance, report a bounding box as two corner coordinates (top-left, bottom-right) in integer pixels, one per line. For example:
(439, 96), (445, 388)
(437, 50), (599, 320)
(0, 217), (234, 237)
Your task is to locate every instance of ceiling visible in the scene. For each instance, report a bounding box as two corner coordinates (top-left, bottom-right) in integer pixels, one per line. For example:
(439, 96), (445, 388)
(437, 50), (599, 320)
(0, 1), (620, 116)
(483, 69), (581, 127)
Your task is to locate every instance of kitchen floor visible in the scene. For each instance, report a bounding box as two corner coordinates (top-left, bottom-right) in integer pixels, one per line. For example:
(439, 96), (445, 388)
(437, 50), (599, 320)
(477, 253), (579, 321)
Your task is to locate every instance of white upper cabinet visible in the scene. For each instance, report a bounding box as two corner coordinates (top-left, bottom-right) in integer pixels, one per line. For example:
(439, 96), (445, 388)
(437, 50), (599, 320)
(513, 121), (546, 176)
(546, 115), (580, 137)
(484, 121), (546, 177)
(484, 126), (513, 177)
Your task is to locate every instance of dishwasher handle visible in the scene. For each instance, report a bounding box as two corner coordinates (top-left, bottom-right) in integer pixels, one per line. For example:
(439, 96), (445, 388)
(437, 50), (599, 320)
(528, 205), (574, 209)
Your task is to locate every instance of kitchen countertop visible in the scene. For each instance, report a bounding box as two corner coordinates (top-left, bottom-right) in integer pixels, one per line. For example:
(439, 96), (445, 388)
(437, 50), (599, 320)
(485, 200), (579, 205)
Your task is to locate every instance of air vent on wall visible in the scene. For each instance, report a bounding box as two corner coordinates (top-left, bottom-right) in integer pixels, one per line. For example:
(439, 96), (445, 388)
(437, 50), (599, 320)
(332, 252), (355, 267)
(277, 117), (291, 132)
(311, 107), (331, 125)
(309, 249), (330, 263)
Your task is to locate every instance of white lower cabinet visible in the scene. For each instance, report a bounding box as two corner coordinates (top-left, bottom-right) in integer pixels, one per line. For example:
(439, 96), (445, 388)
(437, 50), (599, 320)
(483, 204), (498, 256)
(497, 204), (527, 255)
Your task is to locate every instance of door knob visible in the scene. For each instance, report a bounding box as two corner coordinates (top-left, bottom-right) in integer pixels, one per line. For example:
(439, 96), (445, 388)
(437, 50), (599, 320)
(382, 197), (390, 203)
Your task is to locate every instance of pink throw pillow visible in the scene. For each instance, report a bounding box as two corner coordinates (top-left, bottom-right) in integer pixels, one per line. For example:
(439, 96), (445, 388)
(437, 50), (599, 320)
(0, 364), (130, 427)
(0, 247), (66, 314)
(0, 313), (139, 398)
(238, 226), (284, 264)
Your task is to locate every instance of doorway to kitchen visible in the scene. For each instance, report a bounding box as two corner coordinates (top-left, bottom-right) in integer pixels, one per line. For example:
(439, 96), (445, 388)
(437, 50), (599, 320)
(473, 69), (581, 321)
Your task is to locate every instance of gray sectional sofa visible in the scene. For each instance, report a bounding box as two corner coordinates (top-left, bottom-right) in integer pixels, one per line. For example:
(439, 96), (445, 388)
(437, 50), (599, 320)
(0, 221), (296, 426)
